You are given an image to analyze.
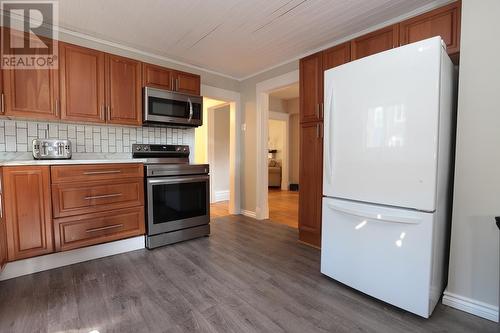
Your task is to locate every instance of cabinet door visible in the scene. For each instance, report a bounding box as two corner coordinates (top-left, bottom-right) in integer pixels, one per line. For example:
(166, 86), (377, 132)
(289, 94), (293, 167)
(323, 42), (351, 71)
(2, 33), (59, 120)
(298, 122), (323, 247)
(59, 43), (105, 123)
(300, 52), (323, 123)
(143, 63), (173, 90)
(351, 24), (399, 60)
(3, 166), (53, 261)
(173, 71), (201, 95)
(0, 168), (7, 270)
(106, 54), (142, 125)
(399, 1), (461, 55)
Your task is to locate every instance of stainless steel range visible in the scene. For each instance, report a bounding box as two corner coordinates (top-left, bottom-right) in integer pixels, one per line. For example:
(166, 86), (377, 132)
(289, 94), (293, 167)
(132, 144), (210, 249)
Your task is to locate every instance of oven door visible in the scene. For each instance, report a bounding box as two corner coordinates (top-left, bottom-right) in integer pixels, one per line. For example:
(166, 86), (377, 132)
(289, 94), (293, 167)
(146, 174), (210, 235)
(144, 87), (202, 126)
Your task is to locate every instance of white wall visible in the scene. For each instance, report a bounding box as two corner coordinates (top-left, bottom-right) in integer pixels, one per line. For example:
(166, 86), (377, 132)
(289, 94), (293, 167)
(268, 119), (286, 162)
(212, 105), (231, 201)
(289, 113), (300, 185)
(445, 0), (499, 321)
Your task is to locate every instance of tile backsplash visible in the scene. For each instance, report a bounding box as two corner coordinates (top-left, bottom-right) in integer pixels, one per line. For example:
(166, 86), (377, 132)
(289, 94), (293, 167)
(0, 119), (194, 153)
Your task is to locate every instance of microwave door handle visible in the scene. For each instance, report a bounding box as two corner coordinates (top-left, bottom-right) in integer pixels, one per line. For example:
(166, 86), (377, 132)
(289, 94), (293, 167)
(188, 98), (193, 121)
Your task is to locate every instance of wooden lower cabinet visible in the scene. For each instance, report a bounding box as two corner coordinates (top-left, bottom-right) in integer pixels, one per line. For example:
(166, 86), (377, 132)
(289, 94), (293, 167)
(51, 163), (143, 184)
(0, 168), (7, 270)
(3, 166), (53, 261)
(298, 122), (323, 247)
(51, 178), (144, 218)
(54, 207), (144, 252)
(51, 163), (145, 252)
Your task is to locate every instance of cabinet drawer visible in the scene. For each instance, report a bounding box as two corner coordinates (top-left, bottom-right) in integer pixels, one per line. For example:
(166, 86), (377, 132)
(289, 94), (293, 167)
(52, 179), (144, 218)
(51, 163), (143, 183)
(54, 207), (145, 251)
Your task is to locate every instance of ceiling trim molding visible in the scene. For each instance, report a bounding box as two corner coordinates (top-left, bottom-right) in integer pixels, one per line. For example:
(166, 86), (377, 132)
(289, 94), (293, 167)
(238, 0), (455, 81)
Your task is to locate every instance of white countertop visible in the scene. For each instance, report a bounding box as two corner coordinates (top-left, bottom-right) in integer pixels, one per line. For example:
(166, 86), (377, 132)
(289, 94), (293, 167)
(0, 153), (147, 166)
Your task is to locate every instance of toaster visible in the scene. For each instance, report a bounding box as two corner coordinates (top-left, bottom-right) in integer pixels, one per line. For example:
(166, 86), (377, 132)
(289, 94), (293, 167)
(32, 139), (72, 160)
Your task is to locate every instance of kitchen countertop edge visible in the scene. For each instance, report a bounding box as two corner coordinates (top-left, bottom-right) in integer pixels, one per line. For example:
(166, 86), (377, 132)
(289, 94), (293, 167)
(0, 159), (148, 166)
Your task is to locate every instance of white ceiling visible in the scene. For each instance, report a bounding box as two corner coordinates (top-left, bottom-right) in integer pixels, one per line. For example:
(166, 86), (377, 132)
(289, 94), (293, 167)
(53, 0), (447, 80)
(270, 83), (300, 100)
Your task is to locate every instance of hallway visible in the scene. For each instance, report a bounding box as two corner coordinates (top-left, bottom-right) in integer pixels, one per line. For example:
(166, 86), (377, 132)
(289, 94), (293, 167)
(211, 189), (299, 229)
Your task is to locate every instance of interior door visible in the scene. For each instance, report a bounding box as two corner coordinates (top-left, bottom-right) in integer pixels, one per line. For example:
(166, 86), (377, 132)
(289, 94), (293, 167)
(323, 37), (442, 211)
(106, 54), (142, 125)
(59, 43), (105, 123)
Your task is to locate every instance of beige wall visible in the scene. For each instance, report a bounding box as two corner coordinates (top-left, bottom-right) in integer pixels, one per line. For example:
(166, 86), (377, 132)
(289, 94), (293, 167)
(269, 96), (288, 113)
(239, 60), (299, 212)
(212, 105), (231, 195)
(446, 0), (500, 313)
(268, 119), (286, 162)
(287, 98), (300, 115)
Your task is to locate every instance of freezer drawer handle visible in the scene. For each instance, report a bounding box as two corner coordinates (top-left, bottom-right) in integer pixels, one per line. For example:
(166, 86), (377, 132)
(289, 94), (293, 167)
(327, 203), (422, 225)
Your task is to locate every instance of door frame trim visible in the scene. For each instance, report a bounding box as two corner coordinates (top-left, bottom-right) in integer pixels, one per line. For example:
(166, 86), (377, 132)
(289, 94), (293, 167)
(255, 70), (299, 220)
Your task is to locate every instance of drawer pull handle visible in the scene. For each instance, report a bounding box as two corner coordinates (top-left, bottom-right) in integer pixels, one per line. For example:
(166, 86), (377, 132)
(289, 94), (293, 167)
(84, 193), (123, 200)
(83, 170), (122, 175)
(86, 224), (123, 233)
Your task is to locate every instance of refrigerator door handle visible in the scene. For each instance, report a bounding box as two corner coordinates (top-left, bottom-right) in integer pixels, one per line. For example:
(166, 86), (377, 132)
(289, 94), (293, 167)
(324, 87), (334, 184)
(326, 202), (422, 225)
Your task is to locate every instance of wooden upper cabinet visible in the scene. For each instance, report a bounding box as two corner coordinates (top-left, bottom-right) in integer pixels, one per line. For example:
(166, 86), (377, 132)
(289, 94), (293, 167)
(173, 71), (201, 95)
(106, 54), (142, 125)
(143, 64), (201, 96)
(0, 168), (7, 270)
(143, 63), (172, 90)
(300, 52), (323, 123)
(323, 42), (351, 71)
(351, 24), (399, 60)
(2, 33), (59, 120)
(3, 166), (53, 261)
(59, 43), (106, 123)
(399, 1), (461, 55)
(299, 122), (323, 248)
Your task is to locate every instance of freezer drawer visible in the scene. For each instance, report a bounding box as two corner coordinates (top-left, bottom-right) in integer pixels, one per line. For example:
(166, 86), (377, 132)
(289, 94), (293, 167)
(321, 197), (435, 317)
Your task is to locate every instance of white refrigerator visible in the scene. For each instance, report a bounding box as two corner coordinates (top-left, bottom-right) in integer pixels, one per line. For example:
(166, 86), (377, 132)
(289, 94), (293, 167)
(321, 37), (456, 318)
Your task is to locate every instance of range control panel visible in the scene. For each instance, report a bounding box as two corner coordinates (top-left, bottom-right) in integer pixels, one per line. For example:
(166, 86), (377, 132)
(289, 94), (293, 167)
(132, 144), (190, 157)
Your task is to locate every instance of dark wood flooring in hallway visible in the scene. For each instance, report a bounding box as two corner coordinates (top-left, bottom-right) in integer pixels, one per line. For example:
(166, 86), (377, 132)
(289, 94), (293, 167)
(0, 215), (497, 333)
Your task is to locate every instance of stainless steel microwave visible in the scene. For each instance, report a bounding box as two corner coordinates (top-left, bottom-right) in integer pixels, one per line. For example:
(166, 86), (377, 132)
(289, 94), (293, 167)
(143, 87), (203, 127)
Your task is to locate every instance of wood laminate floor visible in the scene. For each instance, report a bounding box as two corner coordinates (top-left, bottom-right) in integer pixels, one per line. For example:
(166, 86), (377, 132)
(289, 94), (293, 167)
(210, 200), (230, 219)
(0, 216), (497, 333)
(268, 189), (299, 228)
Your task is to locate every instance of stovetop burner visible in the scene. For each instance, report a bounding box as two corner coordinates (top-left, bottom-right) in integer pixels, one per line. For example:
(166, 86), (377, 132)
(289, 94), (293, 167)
(132, 143), (209, 176)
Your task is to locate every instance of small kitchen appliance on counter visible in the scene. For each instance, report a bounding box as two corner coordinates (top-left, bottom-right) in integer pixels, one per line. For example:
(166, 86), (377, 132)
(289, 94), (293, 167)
(32, 139), (72, 160)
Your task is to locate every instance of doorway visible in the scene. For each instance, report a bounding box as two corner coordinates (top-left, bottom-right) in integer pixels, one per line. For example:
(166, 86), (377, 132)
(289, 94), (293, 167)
(266, 82), (300, 228)
(195, 85), (241, 220)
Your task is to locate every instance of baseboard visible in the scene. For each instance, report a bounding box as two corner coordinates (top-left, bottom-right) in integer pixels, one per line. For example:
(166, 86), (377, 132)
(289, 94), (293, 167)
(0, 236), (145, 281)
(442, 290), (499, 322)
(241, 209), (257, 219)
(213, 190), (230, 202)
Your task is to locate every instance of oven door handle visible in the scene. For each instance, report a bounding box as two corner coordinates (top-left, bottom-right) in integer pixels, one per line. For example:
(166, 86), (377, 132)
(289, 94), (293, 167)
(147, 175), (209, 185)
